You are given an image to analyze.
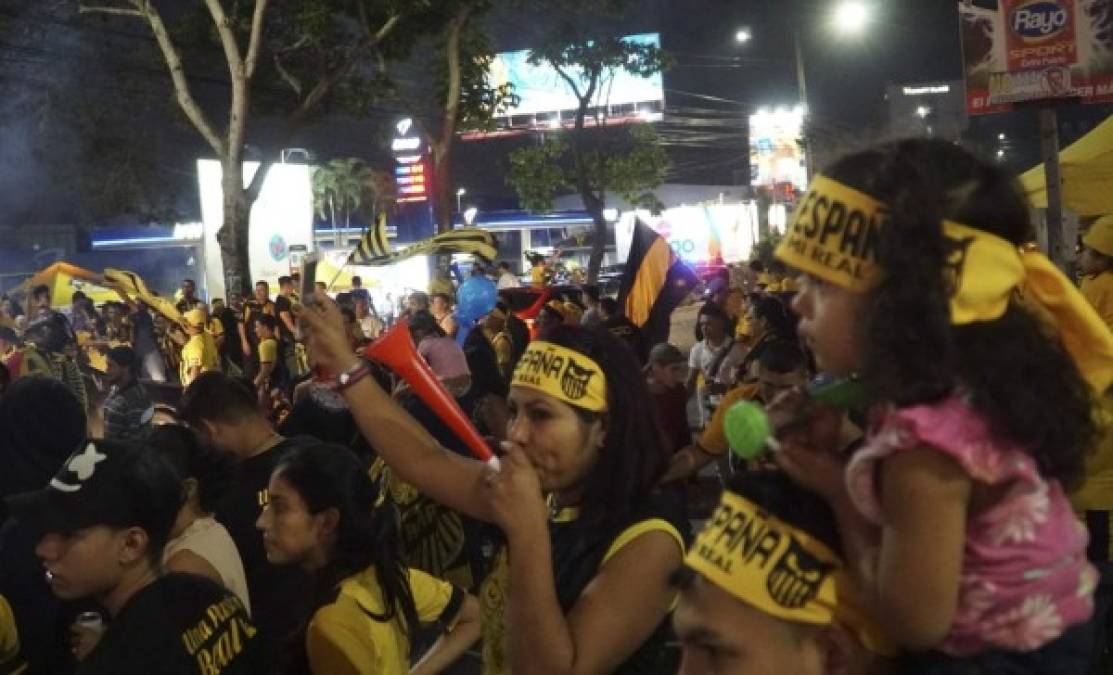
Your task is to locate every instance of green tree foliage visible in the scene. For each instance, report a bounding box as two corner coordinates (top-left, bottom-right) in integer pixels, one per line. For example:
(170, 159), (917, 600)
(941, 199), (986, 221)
(311, 157), (394, 238)
(506, 32), (670, 280)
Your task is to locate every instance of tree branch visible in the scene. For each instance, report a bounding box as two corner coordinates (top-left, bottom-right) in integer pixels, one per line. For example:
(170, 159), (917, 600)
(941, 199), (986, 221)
(202, 0), (245, 74)
(123, 0), (225, 156)
(243, 0), (269, 80)
(272, 54), (303, 97)
(437, 3), (473, 156)
(78, 4), (143, 17)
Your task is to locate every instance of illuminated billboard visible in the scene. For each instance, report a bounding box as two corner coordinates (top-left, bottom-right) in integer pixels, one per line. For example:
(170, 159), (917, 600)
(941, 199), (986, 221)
(198, 160), (315, 300)
(749, 107), (807, 194)
(484, 33), (665, 132)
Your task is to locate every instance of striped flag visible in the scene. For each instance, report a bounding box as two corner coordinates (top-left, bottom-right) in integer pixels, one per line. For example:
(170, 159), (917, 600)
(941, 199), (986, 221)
(348, 212), (392, 265)
(348, 215), (498, 267)
(617, 219), (698, 347)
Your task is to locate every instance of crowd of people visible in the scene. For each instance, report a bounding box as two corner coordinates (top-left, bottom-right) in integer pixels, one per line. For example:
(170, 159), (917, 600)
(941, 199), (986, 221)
(0, 139), (1112, 675)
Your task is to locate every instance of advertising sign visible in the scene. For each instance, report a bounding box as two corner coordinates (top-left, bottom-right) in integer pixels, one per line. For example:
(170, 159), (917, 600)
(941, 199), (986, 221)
(198, 160), (315, 300)
(616, 204), (758, 266)
(483, 33), (665, 131)
(959, 0), (1113, 114)
(392, 118), (430, 204)
(749, 107), (807, 194)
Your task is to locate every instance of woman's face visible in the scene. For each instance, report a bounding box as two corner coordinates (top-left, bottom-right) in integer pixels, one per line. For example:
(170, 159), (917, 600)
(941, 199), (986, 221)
(506, 387), (606, 494)
(790, 275), (868, 376)
(256, 472), (333, 571)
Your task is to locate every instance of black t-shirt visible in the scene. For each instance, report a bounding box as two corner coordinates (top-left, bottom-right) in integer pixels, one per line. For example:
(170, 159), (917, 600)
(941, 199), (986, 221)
(213, 436), (315, 668)
(216, 307), (241, 365)
(77, 573), (258, 675)
(462, 328), (508, 399)
(273, 295), (295, 342)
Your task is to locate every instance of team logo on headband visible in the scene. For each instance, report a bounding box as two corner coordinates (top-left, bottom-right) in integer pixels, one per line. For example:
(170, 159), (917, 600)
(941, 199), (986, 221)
(941, 233), (977, 298)
(767, 537), (835, 610)
(560, 359), (596, 400)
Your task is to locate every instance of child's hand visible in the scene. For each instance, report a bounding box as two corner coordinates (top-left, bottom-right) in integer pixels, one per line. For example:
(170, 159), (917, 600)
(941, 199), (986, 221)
(767, 390), (850, 502)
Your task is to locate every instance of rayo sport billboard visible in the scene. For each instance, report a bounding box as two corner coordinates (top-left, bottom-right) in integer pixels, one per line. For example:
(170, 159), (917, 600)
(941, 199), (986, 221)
(959, 0), (1113, 113)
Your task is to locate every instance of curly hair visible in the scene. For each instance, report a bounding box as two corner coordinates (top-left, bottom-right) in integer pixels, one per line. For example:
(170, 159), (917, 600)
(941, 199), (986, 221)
(824, 138), (1096, 486)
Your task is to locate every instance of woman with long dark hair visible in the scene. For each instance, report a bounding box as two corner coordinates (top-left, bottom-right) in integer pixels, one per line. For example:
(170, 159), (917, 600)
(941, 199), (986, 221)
(256, 443), (480, 675)
(296, 303), (687, 675)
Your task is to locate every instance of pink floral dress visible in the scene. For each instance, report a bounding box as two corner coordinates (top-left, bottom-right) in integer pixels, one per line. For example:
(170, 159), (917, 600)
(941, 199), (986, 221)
(846, 393), (1097, 656)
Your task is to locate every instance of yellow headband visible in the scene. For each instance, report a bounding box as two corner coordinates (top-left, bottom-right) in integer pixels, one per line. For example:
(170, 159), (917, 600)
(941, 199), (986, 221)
(776, 175), (1113, 392)
(511, 341), (608, 412)
(686, 491), (894, 655)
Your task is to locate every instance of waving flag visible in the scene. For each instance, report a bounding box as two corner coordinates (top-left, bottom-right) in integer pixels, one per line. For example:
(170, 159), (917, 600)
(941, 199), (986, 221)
(348, 215), (498, 267)
(104, 268), (185, 326)
(617, 219), (698, 347)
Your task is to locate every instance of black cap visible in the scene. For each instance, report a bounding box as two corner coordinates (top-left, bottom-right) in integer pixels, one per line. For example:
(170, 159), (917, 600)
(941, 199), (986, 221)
(6, 440), (182, 548)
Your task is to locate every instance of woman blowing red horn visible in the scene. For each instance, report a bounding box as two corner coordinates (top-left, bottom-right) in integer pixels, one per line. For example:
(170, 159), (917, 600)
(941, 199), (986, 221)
(297, 297), (686, 675)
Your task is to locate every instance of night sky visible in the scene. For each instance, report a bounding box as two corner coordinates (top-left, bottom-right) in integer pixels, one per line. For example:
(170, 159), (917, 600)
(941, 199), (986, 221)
(1, 1), (1111, 225)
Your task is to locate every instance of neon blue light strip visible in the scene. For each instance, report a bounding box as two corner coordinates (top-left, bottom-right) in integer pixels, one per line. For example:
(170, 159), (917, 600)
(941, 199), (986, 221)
(91, 236), (183, 248)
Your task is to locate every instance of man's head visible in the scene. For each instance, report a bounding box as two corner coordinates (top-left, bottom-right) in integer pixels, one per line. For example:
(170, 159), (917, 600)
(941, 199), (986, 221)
(8, 440), (182, 605)
(255, 314), (277, 341)
(314, 281), (328, 296)
(254, 281), (270, 303)
(754, 340), (810, 404)
(71, 291), (87, 308)
(698, 304), (729, 343)
(278, 276), (294, 295)
(228, 292), (243, 310)
(0, 326), (18, 354)
(105, 346), (139, 388)
(673, 472), (892, 675)
(178, 372), (269, 456)
(1081, 216), (1113, 276)
(648, 343), (687, 388)
(408, 291), (430, 313)
(598, 297), (618, 321)
(181, 279), (196, 300)
(483, 302), (509, 333)
(582, 285), (601, 307)
(351, 275), (362, 289)
(499, 261), (511, 273)
(183, 309), (206, 336)
(31, 284), (51, 311)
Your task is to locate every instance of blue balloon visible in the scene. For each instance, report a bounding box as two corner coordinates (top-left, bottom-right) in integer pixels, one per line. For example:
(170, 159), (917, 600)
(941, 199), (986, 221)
(455, 275), (497, 324)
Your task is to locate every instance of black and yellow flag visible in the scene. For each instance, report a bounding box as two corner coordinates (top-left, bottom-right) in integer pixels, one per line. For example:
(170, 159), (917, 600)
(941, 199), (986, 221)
(348, 215), (498, 267)
(617, 219), (698, 347)
(348, 212), (392, 265)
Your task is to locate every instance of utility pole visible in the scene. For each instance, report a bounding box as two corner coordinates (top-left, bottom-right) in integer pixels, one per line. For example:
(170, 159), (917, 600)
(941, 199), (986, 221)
(1039, 107), (1065, 269)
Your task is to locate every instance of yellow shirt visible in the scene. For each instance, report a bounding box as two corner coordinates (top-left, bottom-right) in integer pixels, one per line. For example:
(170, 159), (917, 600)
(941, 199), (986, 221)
(306, 567), (460, 675)
(697, 383), (761, 455)
(180, 333), (220, 386)
(258, 338), (278, 365)
(1081, 271), (1113, 331)
(207, 317), (225, 339)
(529, 265), (546, 286)
(0, 595), (25, 675)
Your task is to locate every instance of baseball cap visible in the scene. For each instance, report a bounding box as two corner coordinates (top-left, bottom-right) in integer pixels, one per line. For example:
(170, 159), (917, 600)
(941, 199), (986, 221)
(5, 440), (182, 549)
(648, 343), (685, 366)
(1083, 215), (1113, 258)
(184, 308), (206, 327)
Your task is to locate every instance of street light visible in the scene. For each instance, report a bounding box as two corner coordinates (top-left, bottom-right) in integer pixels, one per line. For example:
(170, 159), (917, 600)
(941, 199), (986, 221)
(456, 187), (466, 212)
(832, 2), (871, 35)
(916, 105), (931, 118)
(998, 133), (1007, 141)
(735, 27), (752, 44)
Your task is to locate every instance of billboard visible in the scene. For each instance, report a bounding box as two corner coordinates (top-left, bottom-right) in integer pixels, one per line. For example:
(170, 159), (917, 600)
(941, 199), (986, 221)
(749, 107), (807, 194)
(959, 0), (1113, 114)
(198, 160), (315, 301)
(616, 204), (759, 266)
(484, 33), (665, 131)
